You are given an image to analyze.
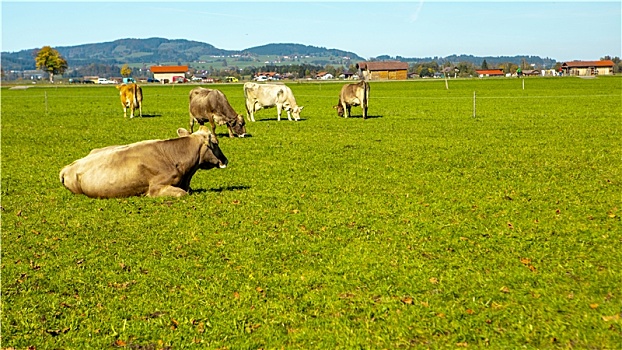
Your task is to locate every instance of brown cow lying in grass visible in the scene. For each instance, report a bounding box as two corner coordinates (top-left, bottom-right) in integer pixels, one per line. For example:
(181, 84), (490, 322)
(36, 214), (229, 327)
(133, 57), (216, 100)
(60, 126), (228, 198)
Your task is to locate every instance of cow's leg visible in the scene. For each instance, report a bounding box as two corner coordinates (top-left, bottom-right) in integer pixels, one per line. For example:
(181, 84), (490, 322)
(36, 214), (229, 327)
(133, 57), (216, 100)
(246, 102), (257, 122)
(363, 104), (367, 119)
(149, 184), (188, 197)
(129, 101), (135, 118)
(209, 118), (219, 139)
(286, 109), (292, 121)
(346, 105), (351, 118)
(276, 104), (282, 121)
(189, 116), (196, 133)
(123, 107), (128, 118)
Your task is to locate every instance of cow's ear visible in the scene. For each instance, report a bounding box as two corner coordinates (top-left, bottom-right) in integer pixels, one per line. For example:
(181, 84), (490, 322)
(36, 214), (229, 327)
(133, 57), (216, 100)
(299, 106), (304, 111)
(177, 128), (191, 137)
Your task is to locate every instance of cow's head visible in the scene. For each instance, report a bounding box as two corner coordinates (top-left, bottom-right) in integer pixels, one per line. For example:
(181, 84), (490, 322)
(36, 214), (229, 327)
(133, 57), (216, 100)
(228, 114), (247, 137)
(333, 104), (345, 117)
(177, 126), (228, 169)
(290, 106), (304, 121)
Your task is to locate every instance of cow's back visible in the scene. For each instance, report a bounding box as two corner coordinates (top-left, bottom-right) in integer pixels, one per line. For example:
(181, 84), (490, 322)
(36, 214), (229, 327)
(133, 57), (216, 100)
(60, 141), (162, 198)
(189, 87), (214, 116)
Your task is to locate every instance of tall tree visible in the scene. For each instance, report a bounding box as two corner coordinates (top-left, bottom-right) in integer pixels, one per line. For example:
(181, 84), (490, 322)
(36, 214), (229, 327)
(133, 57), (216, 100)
(481, 59), (488, 69)
(34, 46), (68, 83)
(121, 64), (132, 77)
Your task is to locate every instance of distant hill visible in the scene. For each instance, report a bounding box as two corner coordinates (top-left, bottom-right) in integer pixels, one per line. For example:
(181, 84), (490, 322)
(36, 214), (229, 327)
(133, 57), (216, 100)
(1, 38), (234, 70)
(1, 37), (558, 72)
(1, 38), (364, 71)
(243, 43), (362, 60)
(388, 54), (558, 69)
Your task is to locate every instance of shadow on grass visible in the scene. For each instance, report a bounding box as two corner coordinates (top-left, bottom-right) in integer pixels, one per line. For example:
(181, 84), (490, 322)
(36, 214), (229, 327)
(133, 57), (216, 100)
(214, 133), (254, 139)
(341, 114), (383, 119)
(192, 185), (251, 194)
(255, 118), (307, 122)
(137, 114), (161, 118)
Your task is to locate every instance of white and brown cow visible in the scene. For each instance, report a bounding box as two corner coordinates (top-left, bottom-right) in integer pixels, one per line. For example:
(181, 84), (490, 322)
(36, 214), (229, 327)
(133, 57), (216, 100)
(59, 126), (228, 198)
(334, 80), (369, 119)
(189, 87), (246, 138)
(116, 83), (143, 118)
(243, 82), (304, 122)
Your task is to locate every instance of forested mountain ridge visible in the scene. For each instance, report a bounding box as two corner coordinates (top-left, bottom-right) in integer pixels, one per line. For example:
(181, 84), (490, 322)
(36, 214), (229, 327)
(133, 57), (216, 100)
(2, 37), (559, 72)
(1, 38), (363, 71)
(242, 43), (362, 59)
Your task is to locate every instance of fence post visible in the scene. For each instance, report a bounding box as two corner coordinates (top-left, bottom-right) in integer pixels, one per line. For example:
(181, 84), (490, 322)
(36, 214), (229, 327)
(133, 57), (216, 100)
(473, 91), (476, 118)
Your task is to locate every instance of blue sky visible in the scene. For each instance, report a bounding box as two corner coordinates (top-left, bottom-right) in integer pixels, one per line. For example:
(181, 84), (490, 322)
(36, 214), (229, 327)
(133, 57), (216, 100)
(2, 1), (620, 61)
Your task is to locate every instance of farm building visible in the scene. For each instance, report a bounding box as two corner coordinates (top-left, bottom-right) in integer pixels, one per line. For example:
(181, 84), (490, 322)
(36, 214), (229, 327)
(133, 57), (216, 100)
(150, 65), (189, 83)
(476, 69), (505, 77)
(522, 69), (541, 76)
(316, 71), (334, 80)
(357, 61), (409, 80)
(561, 60), (615, 76)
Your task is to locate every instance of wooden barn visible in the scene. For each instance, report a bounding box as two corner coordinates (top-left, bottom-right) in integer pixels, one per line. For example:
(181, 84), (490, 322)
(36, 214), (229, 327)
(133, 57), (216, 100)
(357, 61), (409, 80)
(561, 60), (615, 76)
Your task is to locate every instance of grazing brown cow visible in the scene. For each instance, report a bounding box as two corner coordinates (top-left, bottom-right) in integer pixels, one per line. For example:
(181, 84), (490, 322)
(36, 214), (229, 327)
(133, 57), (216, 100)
(59, 126), (228, 198)
(243, 82), (303, 121)
(334, 80), (369, 119)
(116, 83), (143, 118)
(189, 87), (246, 138)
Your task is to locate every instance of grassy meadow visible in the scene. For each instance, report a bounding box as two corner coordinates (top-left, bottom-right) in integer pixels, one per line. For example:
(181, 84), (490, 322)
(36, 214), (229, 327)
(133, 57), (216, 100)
(2, 77), (621, 349)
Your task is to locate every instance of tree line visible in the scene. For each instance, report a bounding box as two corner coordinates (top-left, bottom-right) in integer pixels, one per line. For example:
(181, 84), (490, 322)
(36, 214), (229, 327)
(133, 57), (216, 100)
(9, 46), (622, 83)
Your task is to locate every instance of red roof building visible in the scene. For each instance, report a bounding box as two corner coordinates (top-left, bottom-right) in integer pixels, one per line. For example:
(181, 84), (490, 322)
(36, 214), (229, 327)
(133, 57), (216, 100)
(150, 65), (189, 83)
(476, 69), (505, 77)
(150, 65), (189, 73)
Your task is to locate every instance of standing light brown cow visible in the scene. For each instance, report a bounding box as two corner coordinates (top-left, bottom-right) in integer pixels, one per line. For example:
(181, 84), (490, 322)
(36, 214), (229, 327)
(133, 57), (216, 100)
(59, 126), (228, 198)
(189, 87), (246, 138)
(116, 83), (143, 118)
(333, 80), (369, 119)
(243, 82), (304, 121)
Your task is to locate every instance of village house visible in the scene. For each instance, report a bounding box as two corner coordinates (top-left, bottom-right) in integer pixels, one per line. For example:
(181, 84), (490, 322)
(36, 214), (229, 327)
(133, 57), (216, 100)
(476, 69), (505, 78)
(316, 71), (334, 80)
(150, 65), (189, 83)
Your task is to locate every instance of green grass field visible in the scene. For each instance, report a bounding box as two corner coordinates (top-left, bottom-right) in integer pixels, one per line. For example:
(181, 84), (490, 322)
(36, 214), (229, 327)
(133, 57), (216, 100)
(2, 77), (621, 349)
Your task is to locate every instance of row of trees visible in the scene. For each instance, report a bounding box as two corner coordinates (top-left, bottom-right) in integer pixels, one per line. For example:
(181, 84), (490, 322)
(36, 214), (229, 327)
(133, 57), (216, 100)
(25, 46), (622, 83)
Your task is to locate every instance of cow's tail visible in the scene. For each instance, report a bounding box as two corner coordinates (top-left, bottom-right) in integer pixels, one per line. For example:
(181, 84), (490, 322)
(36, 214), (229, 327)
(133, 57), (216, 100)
(132, 83), (139, 109)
